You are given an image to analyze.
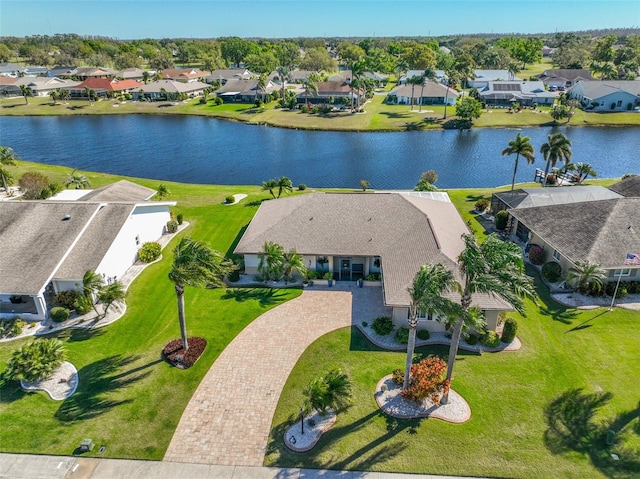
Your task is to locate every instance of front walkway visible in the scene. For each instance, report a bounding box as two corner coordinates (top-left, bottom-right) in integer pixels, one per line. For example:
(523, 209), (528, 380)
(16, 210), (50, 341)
(164, 285), (390, 466)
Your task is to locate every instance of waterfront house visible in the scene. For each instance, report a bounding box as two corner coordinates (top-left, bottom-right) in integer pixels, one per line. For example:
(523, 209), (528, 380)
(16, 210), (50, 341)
(214, 79), (279, 102)
(386, 82), (459, 106)
(130, 79), (210, 100)
(567, 80), (640, 111)
(296, 81), (360, 105)
(234, 192), (512, 332)
(65, 78), (144, 98)
(3, 77), (79, 97)
(608, 175), (640, 197)
(478, 81), (557, 106)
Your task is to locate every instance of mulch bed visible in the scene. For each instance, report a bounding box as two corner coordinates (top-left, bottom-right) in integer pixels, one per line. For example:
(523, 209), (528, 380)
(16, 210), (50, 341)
(162, 337), (207, 369)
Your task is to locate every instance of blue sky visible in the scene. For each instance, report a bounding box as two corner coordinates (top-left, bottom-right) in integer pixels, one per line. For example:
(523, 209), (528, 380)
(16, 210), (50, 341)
(2, 0), (639, 39)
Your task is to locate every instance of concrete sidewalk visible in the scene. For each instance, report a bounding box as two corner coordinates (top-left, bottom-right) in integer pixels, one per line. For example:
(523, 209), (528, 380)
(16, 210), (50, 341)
(0, 453), (483, 479)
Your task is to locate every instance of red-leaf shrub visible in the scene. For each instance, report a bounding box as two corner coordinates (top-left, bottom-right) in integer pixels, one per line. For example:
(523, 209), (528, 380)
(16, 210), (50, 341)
(401, 356), (450, 405)
(163, 337), (207, 369)
(528, 245), (545, 265)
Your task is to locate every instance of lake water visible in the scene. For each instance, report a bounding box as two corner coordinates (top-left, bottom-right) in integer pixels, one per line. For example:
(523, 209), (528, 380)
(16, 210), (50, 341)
(1, 115), (638, 188)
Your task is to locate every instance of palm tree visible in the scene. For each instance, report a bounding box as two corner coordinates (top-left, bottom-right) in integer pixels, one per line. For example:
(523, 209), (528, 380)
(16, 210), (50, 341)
(282, 249), (307, 283)
(567, 260), (606, 294)
(65, 169), (91, 189)
(168, 237), (235, 350)
(276, 176), (293, 198)
(418, 68), (437, 113)
(261, 178), (278, 199)
(0, 146), (19, 193)
(142, 71), (150, 84)
(256, 73), (267, 103)
(575, 162), (597, 182)
(403, 264), (457, 391)
(302, 78), (318, 106)
(257, 241), (285, 281)
(350, 59), (366, 110)
(49, 89), (58, 105)
(304, 368), (352, 415)
(19, 84), (33, 104)
(82, 270), (104, 315)
(276, 66), (290, 106)
(97, 281), (126, 318)
(155, 184), (170, 199)
(407, 75), (423, 111)
(441, 234), (536, 404)
(540, 133), (572, 187)
(502, 133), (535, 191)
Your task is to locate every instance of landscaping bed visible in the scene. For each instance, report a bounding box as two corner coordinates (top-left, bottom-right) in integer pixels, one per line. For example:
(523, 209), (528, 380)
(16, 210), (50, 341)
(162, 337), (207, 369)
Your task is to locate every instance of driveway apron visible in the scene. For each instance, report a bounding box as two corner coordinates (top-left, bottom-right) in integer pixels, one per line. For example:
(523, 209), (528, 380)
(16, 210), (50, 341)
(164, 286), (391, 466)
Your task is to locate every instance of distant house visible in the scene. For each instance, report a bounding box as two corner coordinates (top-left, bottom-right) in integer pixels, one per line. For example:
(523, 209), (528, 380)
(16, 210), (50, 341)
(609, 175), (640, 198)
(0, 62), (27, 77)
(64, 78), (143, 98)
(327, 71), (352, 83)
(115, 68), (146, 81)
(399, 70), (447, 85)
(0, 76), (18, 96)
(468, 70), (520, 89)
(205, 68), (254, 85)
(214, 79), (278, 102)
(74, 67), (117, 79)
(22, 66), (49, 77)
(386, 82), (458, 105)
(47, 66), (78, 78)
(478, 81), (557, 106)
(0, 181), (176, 321)
(507, 198), (640, 284)
(541, 46), (555, 58)
(3, 77), (79, 97)
(130, 79), (210, 100)
(234, 192), (512, 333)
(536, 69), (595, 88)
(289, 70), (316, 83)
(161, 68), (208, 83)
(296, 81), (358, 104)
(567, 80), (640, 111)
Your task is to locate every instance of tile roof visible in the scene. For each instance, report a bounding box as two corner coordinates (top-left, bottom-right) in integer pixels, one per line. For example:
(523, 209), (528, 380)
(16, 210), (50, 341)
(74, 78), (143, 91)
(608, 175), (640, 198)
(79, 180), (156, 202)
(509, 198), (640, 268)
(235, 193), (510, 310)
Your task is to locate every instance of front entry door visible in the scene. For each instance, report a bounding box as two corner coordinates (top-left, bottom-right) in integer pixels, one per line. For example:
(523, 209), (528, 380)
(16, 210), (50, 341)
(340, 258), (351, 281)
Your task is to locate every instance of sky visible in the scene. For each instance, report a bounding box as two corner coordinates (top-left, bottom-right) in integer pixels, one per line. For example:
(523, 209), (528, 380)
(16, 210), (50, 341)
(1, 0), (639, 39)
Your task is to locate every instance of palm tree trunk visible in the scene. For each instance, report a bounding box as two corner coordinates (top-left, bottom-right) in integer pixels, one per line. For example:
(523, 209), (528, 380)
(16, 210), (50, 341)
(441, 313), (465, 405)
(410, 83), (415, 111)
(175, 283), (189, 350)
(443, 85), (450, 119)
(511, 153), (520, 191)
(1, 173), (8, 193)
(542, 160), (552, 188)
(419, 83), (425, 112)
(403, 319), (418, 390)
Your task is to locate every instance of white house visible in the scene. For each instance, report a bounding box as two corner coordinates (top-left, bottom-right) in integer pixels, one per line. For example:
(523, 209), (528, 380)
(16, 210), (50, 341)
(0, 181), (175, 321)
(468, 70), (521, 89)
(399, 70), (448, 84)
(479, 81), (558, 106)
(567, 80), (640, 111)
(386, 82), (459, 105)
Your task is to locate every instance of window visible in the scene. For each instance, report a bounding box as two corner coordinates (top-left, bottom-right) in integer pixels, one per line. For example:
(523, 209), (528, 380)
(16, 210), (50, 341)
(617, 100), (622, 107)
(552, 249), (561, 261)
(418, 310), (434, 320)
(613, 268), (631, 277)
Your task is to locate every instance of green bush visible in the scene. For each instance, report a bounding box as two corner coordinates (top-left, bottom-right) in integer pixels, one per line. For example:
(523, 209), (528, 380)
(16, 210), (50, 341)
(166, 220), (178, 233)
(298, 184), (307, 191)
(475, 199), (489, 212)
(50, 307), (69, 323)
(225, 196), (235, 204)
(138, 242), (161, 263)
(213, 97), (223, 105)
(417, 329), (430, 340)
(395, 327), (409, 344)
(4, 338), (66, 382)
(372, 316), (393, 335)
(0, 318), (26, 338)
(465, 334), (479, 345)
(53, 290), (79, 309)
(300, 104), (309, 113)
(73, 295), (93, 315)
(176, 213), (183, 225)
(392, 368), (405, 385)
(495, 210), (508, 231)
(254, 99), (263, 108)
(322, 272), (333, 281)
(227, 269), (240, 282)
(306, 270), (317, 280)
(542, 261), (562, 283)
(501, 318), (518, 343)
(480, 330), (501, 348)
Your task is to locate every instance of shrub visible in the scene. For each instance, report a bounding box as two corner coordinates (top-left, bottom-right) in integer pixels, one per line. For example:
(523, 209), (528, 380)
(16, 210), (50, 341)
(372, 316), (393, 335)
(0, 318), (26, 338)
(401, 356), (449, 404)
(306, 270), (317, 280)
(420, 170), (439, 185)
(362, 321), (368, 327)
(176, 213), (183, 225)
(53, 290), (79, 309)
(475, 199), (489, 212)
(298, 184), (307, 191)
(4, 338), (66, 382)
(392, 368), (405, 385)
(312, 106), (319, 114)
(465, 334), (479, 345)
(417, 329), (430, 340)
(138, 242), (161, 263)
(322, 272), (333, 280)
(542, 261), (562, 283)
(73, 294), (93, 315)
(495, 210), (508, 231)
(166, 220), (178, 233)
(395, 327), (409, 344)
(227, 269), (240, 282)
(50, 307), (69, 323)
(19, 172), (50, 200)
(528, 245), (545, 265)
(225, 196), (235, 204)
(480, 330), (501, 348)
(300, 104), (309, 113)
(213, 97), (223, 105)
(254, 99), (263, 108)
(501, 318), (518, 343)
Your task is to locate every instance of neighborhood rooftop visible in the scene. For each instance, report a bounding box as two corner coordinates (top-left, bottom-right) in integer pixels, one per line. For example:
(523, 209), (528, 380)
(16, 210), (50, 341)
(78, 180), (156, 202)
(493, 186), (622, 210)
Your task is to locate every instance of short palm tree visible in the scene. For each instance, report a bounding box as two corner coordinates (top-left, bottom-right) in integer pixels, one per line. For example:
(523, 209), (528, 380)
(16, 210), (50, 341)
(575, 162), (597, 182)
(168, 237), (236, 350)
(276, 176), (293, 198)
(282, 249), (307, 283)
(97, 281), (126, 318)
(403, 264), (457, 390)
(261, 178), (278, 199)
(441, 234), (536, 404)
(540, 133), (572, 187)
(304, 368), (352, 415)
(502, 133), (535, 191)
(155, 184), (170, 199)
(19, 85), (33, 104)
(49, 89), (58, 105)
(567, 260), (606, 294)
(82, 269), (104, 315)
(65, 169), (91, 189)
(5, 338), (66, 382)
(257, 241), (285, 281)
(0, 146), (19, 193)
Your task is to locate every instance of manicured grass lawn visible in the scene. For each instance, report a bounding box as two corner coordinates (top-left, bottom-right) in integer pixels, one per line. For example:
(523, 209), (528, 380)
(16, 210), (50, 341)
(0, 165), (302, 459)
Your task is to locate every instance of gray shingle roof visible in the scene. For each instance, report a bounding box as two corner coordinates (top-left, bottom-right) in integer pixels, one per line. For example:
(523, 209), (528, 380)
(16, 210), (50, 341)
(0, 202), (100, 294)
(609, 175), (640, 198)
(389, 82), (459, 99)
(494, 186), (621, 209)
(235, 193), (510, 310)
(572, 80), (640, 98)
(79, 180), (156, 202)
(509, 198), (640, 268)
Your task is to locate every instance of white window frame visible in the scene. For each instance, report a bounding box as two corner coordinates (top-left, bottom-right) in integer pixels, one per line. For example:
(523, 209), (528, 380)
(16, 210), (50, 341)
(552, 249), (561, 261)
(418, 310), (434, 321)
(613, 268), (631, 277)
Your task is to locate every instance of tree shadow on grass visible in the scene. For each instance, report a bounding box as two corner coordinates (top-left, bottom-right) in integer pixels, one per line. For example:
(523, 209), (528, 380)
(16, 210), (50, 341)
(225, 224), (248, 259)
(55, 326), (106, 343)
(544, 388), (640, 478)
(245, 198), (270, 208)
(0, 375), (26, 403)
(378, 111), (412, 119)
(55, 354), (155, 422)
(565, 310), (609, 333)
(221, 287), (292, 307)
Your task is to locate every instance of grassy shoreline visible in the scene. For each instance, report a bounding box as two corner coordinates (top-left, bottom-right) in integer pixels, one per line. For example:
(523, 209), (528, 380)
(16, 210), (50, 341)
(3, 95), (640, 132)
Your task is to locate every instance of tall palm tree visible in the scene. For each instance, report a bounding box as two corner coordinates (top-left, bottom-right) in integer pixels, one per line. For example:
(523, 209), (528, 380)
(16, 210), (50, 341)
(350, 59), (366, 110)
(567, 260), (606, 294)
(168, 237), (235, 350)
(261, 178), (278, 199)
(302, 78), (318, 106)
(502, 133), (535, 191)
(257, 241), (285, 281)
(19, 84), (33, 104)
(282, 249), (307, 283)
(65, 169), (91, 189)
(0, 146), (19, 193)
(441, 234), (536, 404)
(575, 162), (597, 182)
(276, 176), (293, 198)
(277, 66), (290, 106)
(256, 73), (267, 103)
(418, 68), (437, 113)
(540, 133), (572, 187)
(407, 75), (423, 111)
(403, 264), (457, 391)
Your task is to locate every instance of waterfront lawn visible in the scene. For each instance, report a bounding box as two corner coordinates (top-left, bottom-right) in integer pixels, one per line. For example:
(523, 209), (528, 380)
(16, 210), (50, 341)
(0, 169), (302, 459)
(265, 279), (640, 479)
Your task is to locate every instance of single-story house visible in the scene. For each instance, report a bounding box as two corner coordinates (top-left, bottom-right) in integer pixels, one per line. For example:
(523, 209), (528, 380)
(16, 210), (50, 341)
(129, 79), (210, 100)
(47, 66), (77, 78)
(289, 70), (316, 83)
(386, 82), (459, 106)
(296, 81), (360, 105)
(536, 69), (595, 88)
(214, 79), (278, 102)
(399, 70), (447, 85)
(64, 78), (144, 98)
(205, 69), (254, 85)
(608, 175), (640, 197)
(74, 67), (117, 79)
(468, 70), (521, 88)
(0, 181), (176, 321)
(541, 46), (555, 58)
(22, 66), (49, 77)
(507, 198), (640, 284)
(478, 81), (558, 106)
(115, 68), (146, 81)
(327, 71), (352, 83)
(1, 76), (80, 97)
(161, 68), (208, 83)
(0, 62), (27, 77)
(234, 192), (512, 333)
(567, 80), (640, 111)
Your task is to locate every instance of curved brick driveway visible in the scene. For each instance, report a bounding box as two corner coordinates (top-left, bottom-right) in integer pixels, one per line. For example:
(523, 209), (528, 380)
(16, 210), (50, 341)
(164, 286), (390, 466)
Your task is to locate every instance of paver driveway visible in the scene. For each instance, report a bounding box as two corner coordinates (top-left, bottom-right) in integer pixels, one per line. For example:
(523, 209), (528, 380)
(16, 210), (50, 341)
(164, 285), (390, 466)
